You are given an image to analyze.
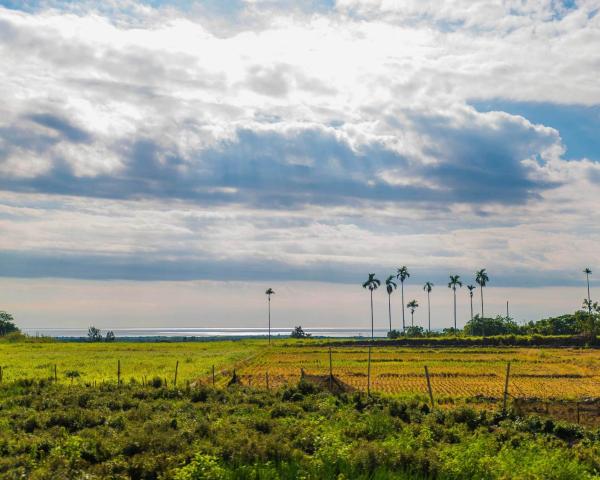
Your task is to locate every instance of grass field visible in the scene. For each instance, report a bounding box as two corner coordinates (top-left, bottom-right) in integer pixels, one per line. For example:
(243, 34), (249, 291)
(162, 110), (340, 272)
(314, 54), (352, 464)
(1, 341), (599, 401)
(0, 341), (262, 386)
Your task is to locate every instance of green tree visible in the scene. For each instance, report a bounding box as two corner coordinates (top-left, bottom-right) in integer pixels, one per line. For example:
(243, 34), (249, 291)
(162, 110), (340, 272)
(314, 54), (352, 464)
(584, 267), (592, 313)
(404, 325), (424, 337)
(0, 311), (19, 336)
(407, 299), (419, 327)
(105, 331), (116, 342)
(467, 285), (476, 321)
(290, 326), (311, 338)
(448, 275), (463, 333)
(575, 308), (599, 339)
(362, 273), (381, 341)
(265, 288), (275, 344)
(396, 266), (410, 331)
(87, 326), (102, 342)
(464, 315), (520, 336)
(385, 275), (397, 333)
(423, 282), (434, 333)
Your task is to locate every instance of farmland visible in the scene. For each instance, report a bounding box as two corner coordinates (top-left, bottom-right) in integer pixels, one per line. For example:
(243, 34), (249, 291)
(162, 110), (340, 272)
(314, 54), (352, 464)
(239, 344), (600, 400)
(0, 339), (599, 478)
(1, 340), (599, 401)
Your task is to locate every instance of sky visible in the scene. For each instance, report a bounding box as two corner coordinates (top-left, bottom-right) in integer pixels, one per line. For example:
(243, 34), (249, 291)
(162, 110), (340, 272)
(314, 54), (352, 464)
(0, 0), (599, 331)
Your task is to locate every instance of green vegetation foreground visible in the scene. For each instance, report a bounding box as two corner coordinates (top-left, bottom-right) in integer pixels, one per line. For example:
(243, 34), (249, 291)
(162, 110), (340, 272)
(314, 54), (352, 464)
(0, 380), (598, 479)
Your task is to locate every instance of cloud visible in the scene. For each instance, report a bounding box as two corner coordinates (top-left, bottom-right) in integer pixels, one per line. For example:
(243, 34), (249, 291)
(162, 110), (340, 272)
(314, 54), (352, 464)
(28, 113), (92, 143)
(0, 1), (599, 290)
(0, 112), (562, 206)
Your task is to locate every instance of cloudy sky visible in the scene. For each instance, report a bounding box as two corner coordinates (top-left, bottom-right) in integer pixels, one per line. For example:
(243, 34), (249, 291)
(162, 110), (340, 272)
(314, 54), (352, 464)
(1, 0), (599, 331)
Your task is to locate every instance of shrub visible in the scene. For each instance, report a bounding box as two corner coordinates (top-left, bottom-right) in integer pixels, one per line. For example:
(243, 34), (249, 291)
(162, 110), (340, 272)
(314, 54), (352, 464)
(173, 453), (228, 480)
(150, 376), (163, 388)
(190, 386), (209, 403)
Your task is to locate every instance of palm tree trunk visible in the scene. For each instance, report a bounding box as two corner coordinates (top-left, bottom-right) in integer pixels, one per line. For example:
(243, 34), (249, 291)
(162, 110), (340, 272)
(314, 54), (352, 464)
(470, 295), (473, 321)
(587, 274), (592, 313)
(401, 282), (405, 331)
(453, 288), (457, 333)
(427, 291), (431, 333)
(480, 288), (485, 337)
(388, 293), (392, 333)
(268, 296), (271, 344)
(480, 287), (484, 318)
(370, 289), (374, 341)
(411, 311), (414, 327)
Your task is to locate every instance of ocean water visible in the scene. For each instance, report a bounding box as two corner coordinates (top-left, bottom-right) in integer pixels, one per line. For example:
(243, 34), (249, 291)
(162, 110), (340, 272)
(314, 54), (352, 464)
(22, 327), (394, 338)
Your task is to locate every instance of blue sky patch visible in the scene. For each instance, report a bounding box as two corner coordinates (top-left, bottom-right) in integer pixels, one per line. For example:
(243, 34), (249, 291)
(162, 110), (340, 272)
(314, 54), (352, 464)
(471, 100), (600, 161)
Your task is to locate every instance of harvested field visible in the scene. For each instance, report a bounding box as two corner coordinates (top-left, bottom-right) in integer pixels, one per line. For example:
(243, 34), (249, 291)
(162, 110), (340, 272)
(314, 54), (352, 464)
(237, 344), (600, 400)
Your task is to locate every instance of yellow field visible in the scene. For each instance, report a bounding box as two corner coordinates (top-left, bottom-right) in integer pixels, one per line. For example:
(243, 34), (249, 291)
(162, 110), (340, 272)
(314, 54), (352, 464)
(1, 341), (599, 400)
(236, 345), (600, 400)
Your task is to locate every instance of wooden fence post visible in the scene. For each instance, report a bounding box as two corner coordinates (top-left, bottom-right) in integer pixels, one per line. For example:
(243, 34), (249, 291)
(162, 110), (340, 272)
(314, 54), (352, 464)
(117, 359), (121, 386)
(576, 402), (580, 424)
(329, 346), (333, 391)
(367, 345), (372, 396)
(0, 365), (3, 384)
(174, 360), (179, 388)
(424, 366), (434, 409)
(266, 371), (269, 391)
(54, 364), (58, 383)
(502, 361), (511, 414)
(212, 365), (215, 386)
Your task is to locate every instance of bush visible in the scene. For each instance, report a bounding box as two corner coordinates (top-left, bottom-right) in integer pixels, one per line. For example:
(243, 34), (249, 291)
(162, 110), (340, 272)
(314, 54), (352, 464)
(173, 454), (227, 480)
(387, 330), (401, 339)
(150, 376), (163, 388)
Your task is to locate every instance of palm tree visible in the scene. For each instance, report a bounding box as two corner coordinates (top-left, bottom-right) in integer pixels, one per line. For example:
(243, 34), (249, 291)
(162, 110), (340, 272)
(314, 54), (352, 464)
(396, 266), (410, 331)
(423, 282), (433, 332)
(584, 268), (592, 313)
(467, 285), (476, 321)
(448, 275), (463, 332)
(407, 299), (419, 327)
(265, 288), (275, 344)
(385, 275), (397, 333)
(362, 274), (381, 341)
(475, 269), (489, 337)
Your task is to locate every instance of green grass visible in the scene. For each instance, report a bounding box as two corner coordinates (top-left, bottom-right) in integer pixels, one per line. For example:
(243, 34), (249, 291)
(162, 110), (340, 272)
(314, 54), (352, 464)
(0, 340), (263, 385)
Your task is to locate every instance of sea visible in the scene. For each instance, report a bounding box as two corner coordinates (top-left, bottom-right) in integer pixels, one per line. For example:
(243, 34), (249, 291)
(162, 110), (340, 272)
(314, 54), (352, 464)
(21, 327), (397, 339)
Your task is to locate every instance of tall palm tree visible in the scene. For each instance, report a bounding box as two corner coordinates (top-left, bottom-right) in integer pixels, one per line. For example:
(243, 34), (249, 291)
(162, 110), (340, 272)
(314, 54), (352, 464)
(407, 299), (419, 327)
(467, 285), (476, 321)
(362, 274), (381, 341)
(423, 282), (433, 332)
(475, 269), (489, 337)
(475, 269), (489, 318)
(448, 275), (463, 332)
(265, 288), (275, 344)
(396, 266), (410, 331)
(385, 275), (397, 333)
(584, 268), (592, 313)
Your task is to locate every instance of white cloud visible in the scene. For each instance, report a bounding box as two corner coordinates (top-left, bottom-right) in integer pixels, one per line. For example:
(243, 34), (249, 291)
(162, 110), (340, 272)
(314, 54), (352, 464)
(0, 1), (599, 294)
